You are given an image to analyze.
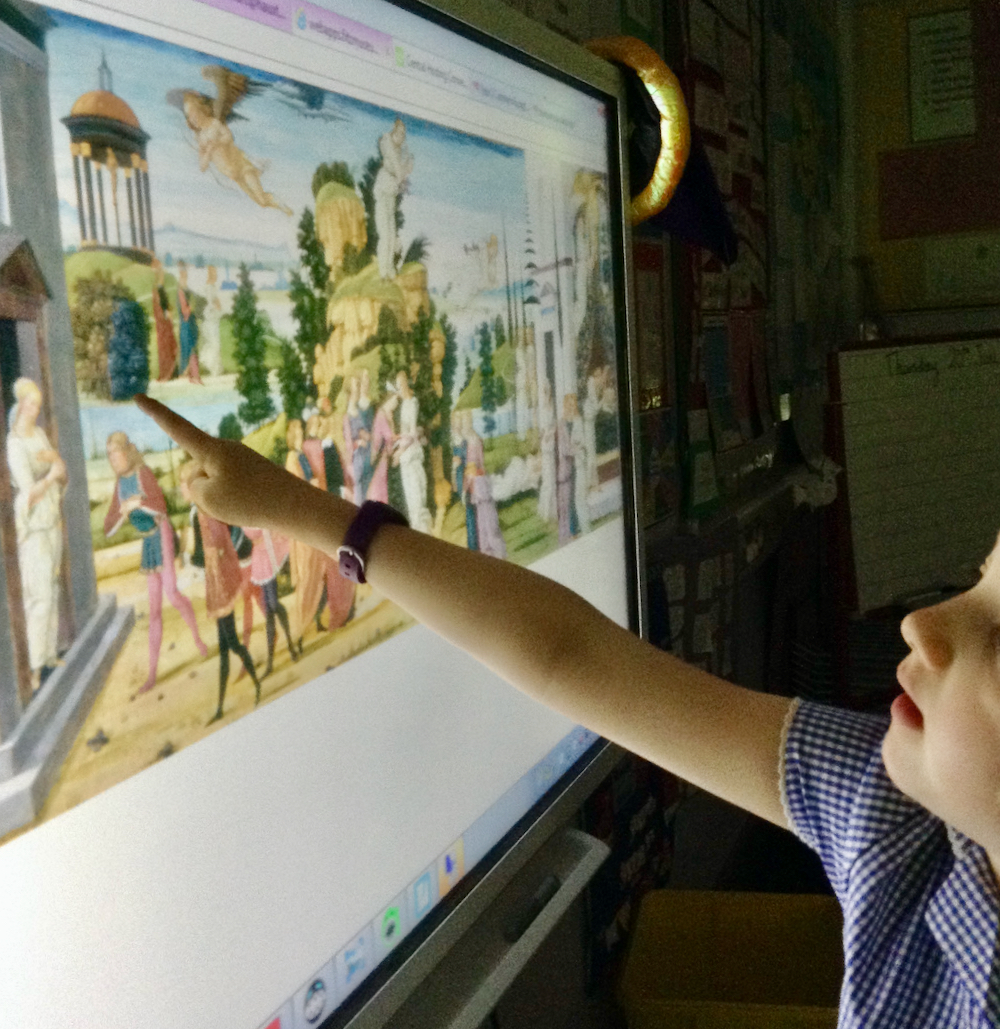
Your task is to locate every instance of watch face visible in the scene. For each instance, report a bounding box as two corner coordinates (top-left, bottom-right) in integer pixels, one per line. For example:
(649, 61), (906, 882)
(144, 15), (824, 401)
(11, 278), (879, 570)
(337, 547), (365, 584)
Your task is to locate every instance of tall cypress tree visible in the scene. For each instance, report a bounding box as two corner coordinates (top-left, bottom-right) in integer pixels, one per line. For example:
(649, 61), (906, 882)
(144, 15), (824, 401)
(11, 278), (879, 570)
(359, 155), (381, 266)
(436, 308), (459, 480)
(283, 207), (331, 419)
(492, 315), (508, 406)
(478, 320), (497, 437)
(277, 339), (308, 423)
(232, 264), (275, 428)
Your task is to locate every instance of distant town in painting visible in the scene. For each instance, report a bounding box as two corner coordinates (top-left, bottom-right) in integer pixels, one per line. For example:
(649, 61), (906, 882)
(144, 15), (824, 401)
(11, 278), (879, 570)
(0, 6), (621, 842)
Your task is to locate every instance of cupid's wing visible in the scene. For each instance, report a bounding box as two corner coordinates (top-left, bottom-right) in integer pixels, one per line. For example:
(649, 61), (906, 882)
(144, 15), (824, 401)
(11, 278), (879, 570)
(201, 64), (266, 122)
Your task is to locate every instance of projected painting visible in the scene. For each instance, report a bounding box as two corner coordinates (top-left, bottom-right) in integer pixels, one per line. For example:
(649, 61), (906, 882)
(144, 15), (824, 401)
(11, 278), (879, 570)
(0, 7), (620, 843)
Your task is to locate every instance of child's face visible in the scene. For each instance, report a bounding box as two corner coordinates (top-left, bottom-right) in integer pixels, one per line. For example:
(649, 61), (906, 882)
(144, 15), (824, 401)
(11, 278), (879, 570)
(882, 530), (1000, 858)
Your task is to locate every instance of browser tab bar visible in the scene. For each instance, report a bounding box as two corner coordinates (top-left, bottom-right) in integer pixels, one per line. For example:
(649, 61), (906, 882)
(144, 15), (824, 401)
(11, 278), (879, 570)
(291, 2), (393, 61)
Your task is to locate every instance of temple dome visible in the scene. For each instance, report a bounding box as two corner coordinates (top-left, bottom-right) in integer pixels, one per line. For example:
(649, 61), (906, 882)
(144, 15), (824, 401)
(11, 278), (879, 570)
(69, 90), (141, 130)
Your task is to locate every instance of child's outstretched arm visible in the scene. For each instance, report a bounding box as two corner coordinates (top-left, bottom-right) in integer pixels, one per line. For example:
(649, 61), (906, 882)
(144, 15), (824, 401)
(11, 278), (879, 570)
(137, 395), (792, 828)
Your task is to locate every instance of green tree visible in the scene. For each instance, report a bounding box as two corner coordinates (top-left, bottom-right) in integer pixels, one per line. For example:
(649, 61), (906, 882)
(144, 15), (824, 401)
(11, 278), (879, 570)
(359, 155), (381, 266)
(297, 207), (328, 294)
(478, 320), (498, 436)
(410, 306), (434, 408)
(312, 161), (355, 198)
(492, 315), (508, 407)
(358, 150), (406, 270)
(277, 340), (310, 423)
(439, 310), (458, 405)
(341, 241), (369, 277)
(403, 236), (429, 266)
(218, 412), (243, 440)
(408, 306), (438, 507)
(70, 271), (136, 399)
(285, 206), (330, 417)
(435, 307), (459, 479)
(373, 306), (409, 383)
(271, 435), (289, 469)
(232, 264), (275, 428)
(107, 297), (149, 401)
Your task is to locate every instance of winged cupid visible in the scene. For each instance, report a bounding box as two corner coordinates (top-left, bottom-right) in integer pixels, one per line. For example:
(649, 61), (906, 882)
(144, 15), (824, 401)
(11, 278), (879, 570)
(168, 65), (292, 216)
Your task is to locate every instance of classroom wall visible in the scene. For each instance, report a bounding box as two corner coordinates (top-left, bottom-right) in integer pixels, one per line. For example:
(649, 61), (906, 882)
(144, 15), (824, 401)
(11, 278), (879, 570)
(498, 0), (663, 51)
(854, 0), (1000, 312)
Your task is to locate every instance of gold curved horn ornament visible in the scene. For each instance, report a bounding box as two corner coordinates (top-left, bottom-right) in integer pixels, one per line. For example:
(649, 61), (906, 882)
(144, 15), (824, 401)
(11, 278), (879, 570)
(585, 36), (690, 225)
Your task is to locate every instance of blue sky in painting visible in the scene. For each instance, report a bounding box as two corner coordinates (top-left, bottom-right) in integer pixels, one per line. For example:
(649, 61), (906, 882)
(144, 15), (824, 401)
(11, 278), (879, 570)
(44, 8), (526, 291)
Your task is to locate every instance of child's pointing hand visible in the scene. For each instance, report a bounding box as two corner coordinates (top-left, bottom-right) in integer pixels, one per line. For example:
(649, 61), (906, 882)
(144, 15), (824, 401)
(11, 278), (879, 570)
(134, 393), (321, 534)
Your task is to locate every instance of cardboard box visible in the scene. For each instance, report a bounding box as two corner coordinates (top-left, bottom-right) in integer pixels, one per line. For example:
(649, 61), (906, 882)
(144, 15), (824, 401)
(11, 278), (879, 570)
(619, 890), (842, 1029)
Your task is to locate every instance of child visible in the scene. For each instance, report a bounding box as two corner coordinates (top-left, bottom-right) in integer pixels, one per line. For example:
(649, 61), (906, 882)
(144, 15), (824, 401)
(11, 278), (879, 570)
(134, 393), (999, 1029)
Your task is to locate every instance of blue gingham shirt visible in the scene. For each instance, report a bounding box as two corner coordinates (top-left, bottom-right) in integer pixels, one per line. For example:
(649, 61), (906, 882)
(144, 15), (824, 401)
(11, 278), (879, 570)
(781, 698), (1000, 1028)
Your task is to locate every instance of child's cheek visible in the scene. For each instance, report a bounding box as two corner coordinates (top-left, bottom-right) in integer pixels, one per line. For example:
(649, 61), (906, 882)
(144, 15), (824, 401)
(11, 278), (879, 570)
(881, 730), (923, 804)
(931, 712), (1000, 832)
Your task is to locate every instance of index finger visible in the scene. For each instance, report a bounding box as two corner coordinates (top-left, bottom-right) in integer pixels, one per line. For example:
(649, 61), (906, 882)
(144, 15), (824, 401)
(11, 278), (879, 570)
(135, 394), (216, 459)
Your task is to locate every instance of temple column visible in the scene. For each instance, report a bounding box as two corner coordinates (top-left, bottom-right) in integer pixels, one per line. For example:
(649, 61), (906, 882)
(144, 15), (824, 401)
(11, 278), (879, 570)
(125, 168), (137, 248)
(107, 151), (122, 247)
(131, 153), (147, 250)
(95, 164), (108, 245)
(80, 142), (97, 244)
(70, 143), (87, 245)
(141, 163), (154, 252)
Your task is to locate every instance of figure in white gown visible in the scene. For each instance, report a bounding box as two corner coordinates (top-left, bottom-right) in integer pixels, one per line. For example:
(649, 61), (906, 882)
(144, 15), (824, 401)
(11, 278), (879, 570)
(202, 264), (224, 377)
(6, 378), (66, 693)
(394, 370), (432, 532)
(537, 380), (557, 522)
(373, 119), (413, 280)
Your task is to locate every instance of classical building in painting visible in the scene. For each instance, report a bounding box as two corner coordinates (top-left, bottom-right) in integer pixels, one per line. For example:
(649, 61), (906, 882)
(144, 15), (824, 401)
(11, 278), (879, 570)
(62, 54), (155, 263)
(0, 17), (131, 838)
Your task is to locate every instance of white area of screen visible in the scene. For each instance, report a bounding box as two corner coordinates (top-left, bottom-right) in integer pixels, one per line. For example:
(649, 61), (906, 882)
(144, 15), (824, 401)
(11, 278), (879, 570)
(0, 520), (628, 1029)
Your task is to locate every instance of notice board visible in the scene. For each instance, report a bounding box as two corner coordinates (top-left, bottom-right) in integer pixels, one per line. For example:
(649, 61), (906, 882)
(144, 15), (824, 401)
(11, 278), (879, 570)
(839, 338), (1000, 612)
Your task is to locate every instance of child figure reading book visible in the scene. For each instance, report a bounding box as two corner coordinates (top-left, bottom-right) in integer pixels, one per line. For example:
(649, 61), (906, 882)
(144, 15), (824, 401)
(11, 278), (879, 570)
(135, 393), (999, 1029)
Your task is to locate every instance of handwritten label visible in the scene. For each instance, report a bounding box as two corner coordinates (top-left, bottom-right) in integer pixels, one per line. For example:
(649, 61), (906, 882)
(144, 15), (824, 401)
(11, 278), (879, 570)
(885, 340), (999, 382)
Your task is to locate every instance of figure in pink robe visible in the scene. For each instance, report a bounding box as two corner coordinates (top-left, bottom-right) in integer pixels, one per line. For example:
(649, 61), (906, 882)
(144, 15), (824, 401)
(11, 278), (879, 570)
(367, 392), (399, 504)
(462, 419), (506, 559)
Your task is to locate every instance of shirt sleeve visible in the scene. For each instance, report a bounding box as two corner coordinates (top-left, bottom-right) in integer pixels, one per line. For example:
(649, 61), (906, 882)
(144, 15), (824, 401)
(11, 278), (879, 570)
(781, 698), (924, 898)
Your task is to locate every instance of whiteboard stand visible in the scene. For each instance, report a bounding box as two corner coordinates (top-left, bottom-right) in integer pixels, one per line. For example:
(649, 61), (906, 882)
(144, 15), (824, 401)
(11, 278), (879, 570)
(383, 828), (610, 1029)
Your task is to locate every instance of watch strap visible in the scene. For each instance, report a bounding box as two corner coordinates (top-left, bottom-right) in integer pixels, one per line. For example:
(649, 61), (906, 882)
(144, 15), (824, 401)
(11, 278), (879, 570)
(337, 501), (408, 584)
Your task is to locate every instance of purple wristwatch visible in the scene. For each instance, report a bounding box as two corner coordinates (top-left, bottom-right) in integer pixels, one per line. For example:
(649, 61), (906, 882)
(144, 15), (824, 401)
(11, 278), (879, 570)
(337, 500), (409, 584)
